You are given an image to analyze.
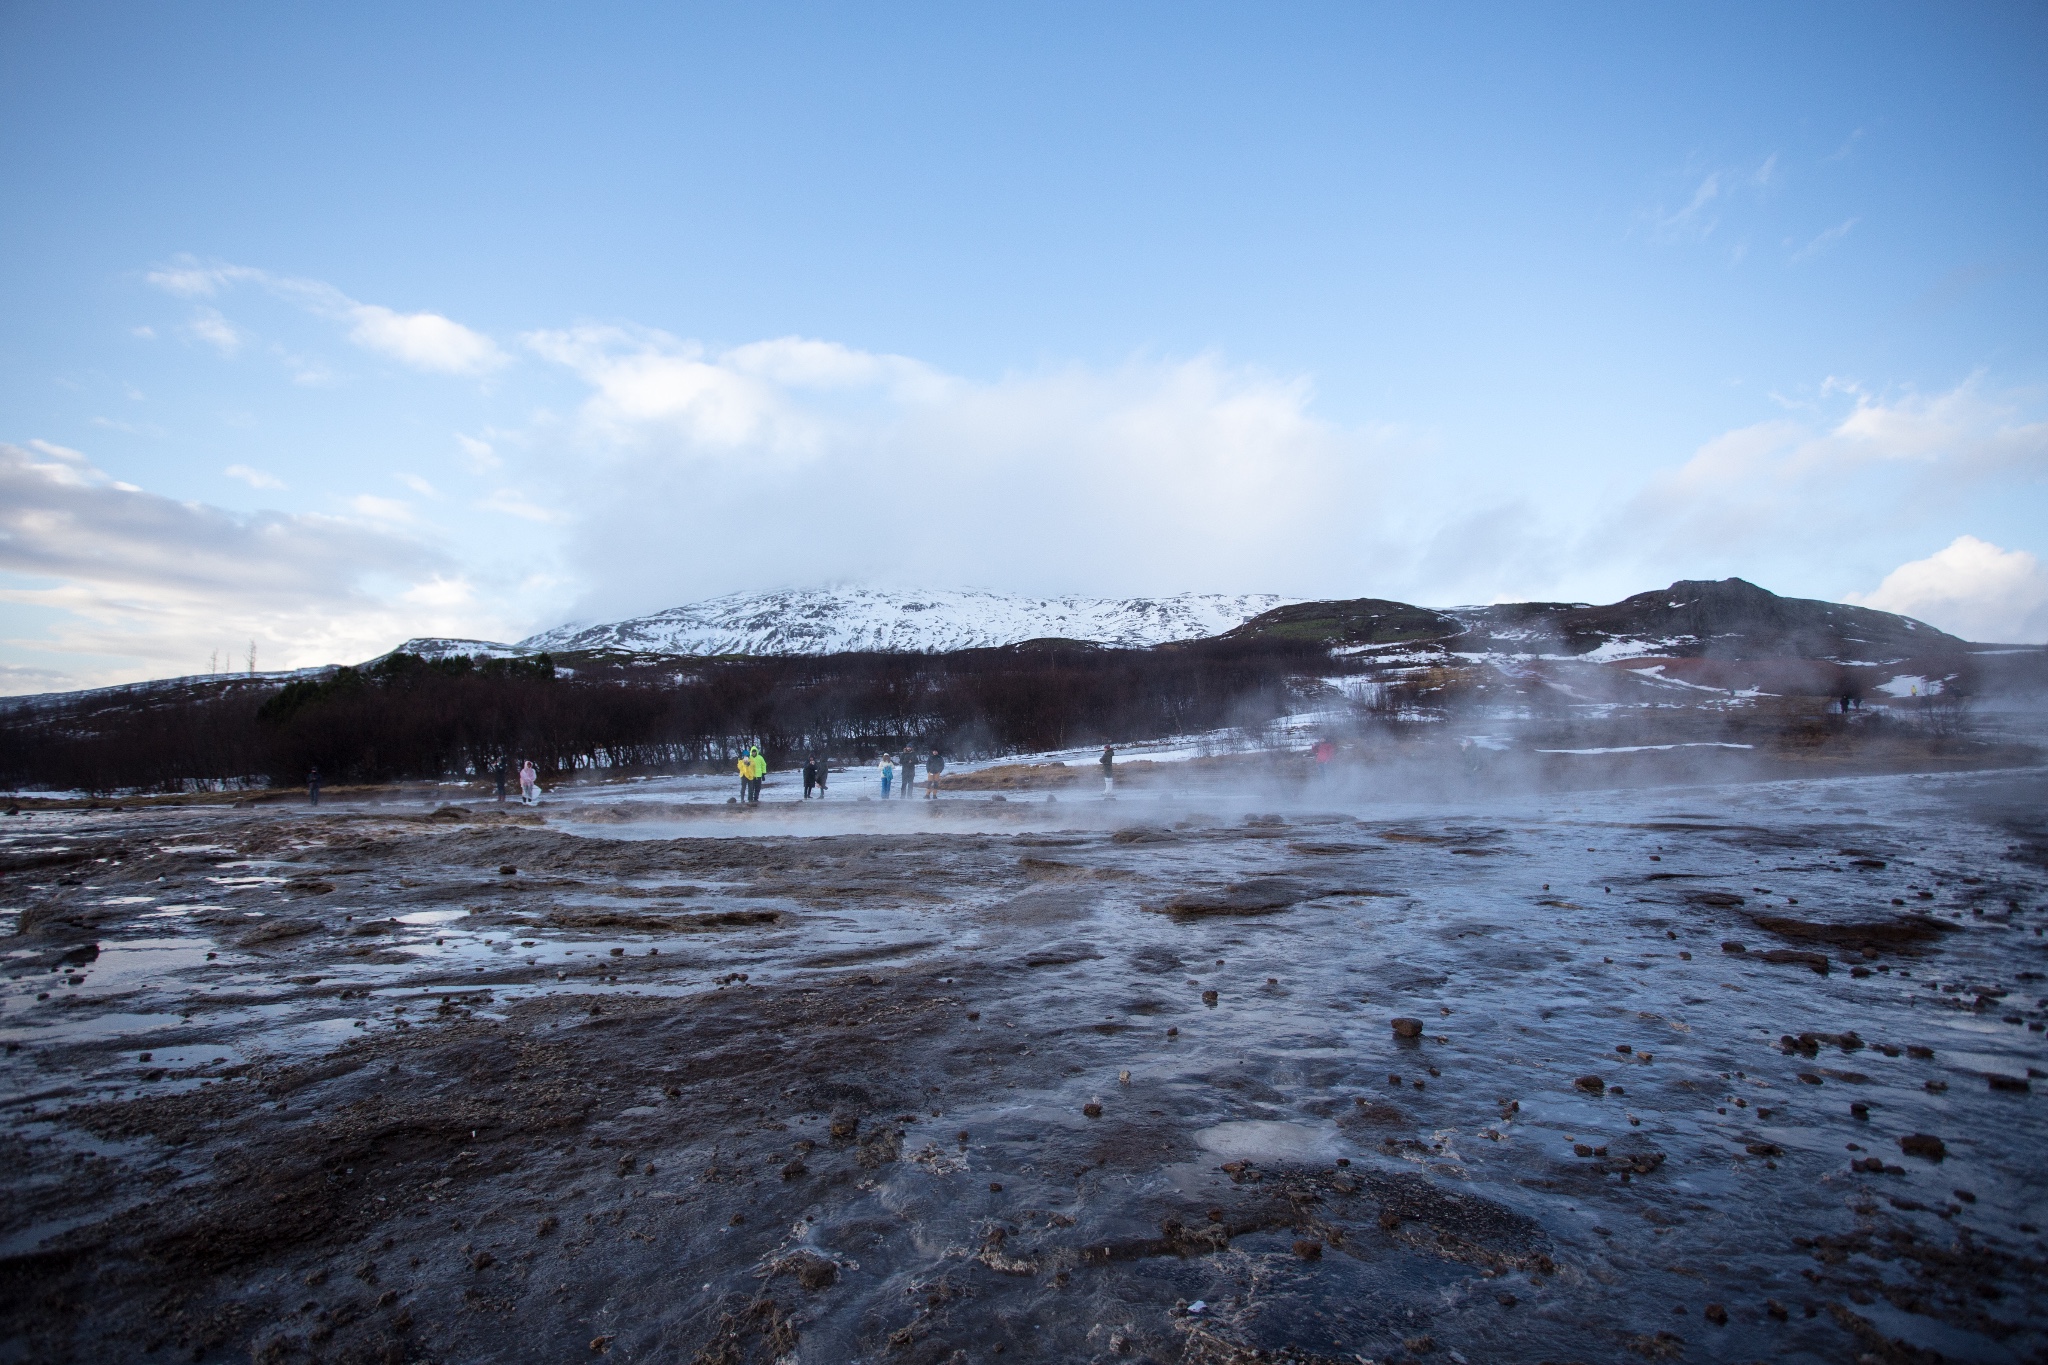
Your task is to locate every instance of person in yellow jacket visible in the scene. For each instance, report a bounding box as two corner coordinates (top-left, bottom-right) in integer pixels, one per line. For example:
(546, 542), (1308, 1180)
(736, 745), (766, 804)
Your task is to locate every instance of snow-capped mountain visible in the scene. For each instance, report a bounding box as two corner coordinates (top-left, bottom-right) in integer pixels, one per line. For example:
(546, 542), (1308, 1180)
(518, 588), (1297, 656)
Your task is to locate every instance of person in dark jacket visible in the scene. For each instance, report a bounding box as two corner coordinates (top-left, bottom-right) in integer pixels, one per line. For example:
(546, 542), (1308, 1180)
(494, 758), (508, 804)
(308, 766), (321, 807)
(802, 757), (818, 799)
(1099, 744), (1115, 798)
(899, 747), (917, 798)
(924, 748), (945, 798)
(814, 757), (828, 797)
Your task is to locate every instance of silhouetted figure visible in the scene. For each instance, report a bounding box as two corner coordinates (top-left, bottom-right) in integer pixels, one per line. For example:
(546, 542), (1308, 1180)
(802, 757), (818, 799)
(494, 758), (508, 804)
(815, 757), (828, 797)
(925, 748), (945, 798)
(899, 747), (916, 798)
(308, 766), (321, 807)
(1100, 744), (1115, 798)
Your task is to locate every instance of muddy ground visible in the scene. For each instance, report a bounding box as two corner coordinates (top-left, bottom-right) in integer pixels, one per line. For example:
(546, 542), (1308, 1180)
(3, 762), (2046, 1364)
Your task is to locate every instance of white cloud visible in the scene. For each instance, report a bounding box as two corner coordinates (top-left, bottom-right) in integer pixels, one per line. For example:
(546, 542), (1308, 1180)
(147, 257), (507, 376)
(480, 488), (568, 523)
(1848, 536), (2048, 643)
(346, 304), (506, 375)
(1618, 376), (2048, 557)
(224, 464), (285, 490)
(186, 307), (245, 355)
(456, 433), (501, 471)
(520, 332), (1408, 615)
(0, 442), (528, 693)
(1790, 217), (1858, 263)
(396, 472), (437, 496)
(347, 494), (414, 522)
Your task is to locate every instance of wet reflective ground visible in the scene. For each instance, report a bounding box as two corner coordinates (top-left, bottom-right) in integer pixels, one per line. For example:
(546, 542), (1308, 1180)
(2, 764), (2044, 1364)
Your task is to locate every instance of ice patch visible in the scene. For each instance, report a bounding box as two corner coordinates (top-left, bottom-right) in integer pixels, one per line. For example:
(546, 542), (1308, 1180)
(1193, 1120), (1342, 1163)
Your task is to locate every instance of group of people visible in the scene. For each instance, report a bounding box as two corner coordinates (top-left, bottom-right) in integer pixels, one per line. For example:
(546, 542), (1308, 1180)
(730, 745), (958, 802)
(877, 747), (947, 798)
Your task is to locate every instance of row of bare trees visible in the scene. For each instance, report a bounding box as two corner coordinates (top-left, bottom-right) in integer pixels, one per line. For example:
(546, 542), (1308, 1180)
(0, 640), (1322, 793)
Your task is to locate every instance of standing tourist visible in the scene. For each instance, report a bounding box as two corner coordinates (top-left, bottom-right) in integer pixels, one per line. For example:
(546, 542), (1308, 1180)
(802, 755), (818, 799)
(879, 753), (894, 799)
(519, 760), (539, 805)
(899, 746), (917, 798)
(307, 766), (321, 807)
(494, 757), (508, 805)
(1100, 744), (1115, 798)
(925, 747), (945, 798)
(814, 756), (828, 797)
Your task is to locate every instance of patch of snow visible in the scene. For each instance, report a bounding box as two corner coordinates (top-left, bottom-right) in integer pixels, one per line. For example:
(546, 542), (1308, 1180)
(1876, 674), (1943, 698)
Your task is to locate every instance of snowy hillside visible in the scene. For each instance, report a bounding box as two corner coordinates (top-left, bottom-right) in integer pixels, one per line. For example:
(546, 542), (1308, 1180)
(519, 588), (1296, 656)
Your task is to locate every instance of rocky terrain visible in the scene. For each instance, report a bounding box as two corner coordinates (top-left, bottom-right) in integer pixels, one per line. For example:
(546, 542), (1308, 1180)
(3, 752), (2044, 1364)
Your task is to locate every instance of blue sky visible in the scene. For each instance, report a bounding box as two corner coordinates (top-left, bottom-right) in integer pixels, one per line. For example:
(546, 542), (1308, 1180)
(2, 2), (2045, 690)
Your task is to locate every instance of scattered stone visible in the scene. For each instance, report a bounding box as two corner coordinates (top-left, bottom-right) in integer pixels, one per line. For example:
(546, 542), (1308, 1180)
(498, 865), (516, 875)
(1574, 1075), (1606, 1095)
(1745, 1142), (1783, 1157)
(537, 1215), (558, 1235)
(1292, 1239), (1322, 1260)
(1898, 1134), (1946, 1161)
(1721, 941), (1747, 954)
(1704, 1304), (1728, 1325)
(1392, 1017), (1424, 1038)
(1987, 1075), (2031, 1093)
(1082, 1101), (1103, 1118)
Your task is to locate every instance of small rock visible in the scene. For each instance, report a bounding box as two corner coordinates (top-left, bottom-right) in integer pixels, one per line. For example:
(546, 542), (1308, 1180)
(1292, 1238), (1322, 1260)
(499, 865), (517, 875)
(1082, 1101), (1103, 1118)
(1721, 941), (1746, 953)
(1391, 1018), (1424, 1038)
(1766, 1298), (1788, 1320)
(1201, 990), (1218, 1007)
(1898, 1133), (1946, 1161)
(1496, 1291), (1517, 1307)
(988, 1182), (1003, 1192)
(537, 1215), (558, 1235)
(470, 1250), (494, 1270)
(590, 1335), (614, 1354)
(1705, 1304), (1728, 1325)
(1574, 1075), (1606, 1095)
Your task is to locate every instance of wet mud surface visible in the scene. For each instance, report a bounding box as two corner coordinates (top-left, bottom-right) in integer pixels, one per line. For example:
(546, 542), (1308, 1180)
(3, 768), (2047, 1363)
